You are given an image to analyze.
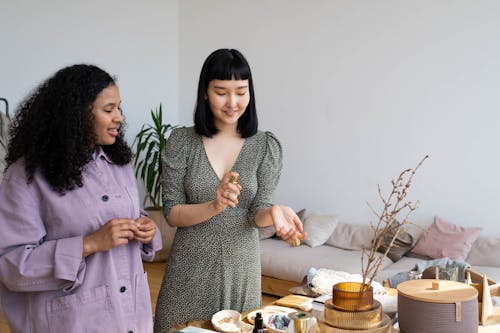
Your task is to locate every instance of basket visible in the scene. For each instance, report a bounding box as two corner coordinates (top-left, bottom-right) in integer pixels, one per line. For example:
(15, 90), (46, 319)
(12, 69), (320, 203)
(397, 279), (478, 333)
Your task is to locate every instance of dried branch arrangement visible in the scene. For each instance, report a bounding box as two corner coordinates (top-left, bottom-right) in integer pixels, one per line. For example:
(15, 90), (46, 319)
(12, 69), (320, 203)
(360, 155), (429, 291)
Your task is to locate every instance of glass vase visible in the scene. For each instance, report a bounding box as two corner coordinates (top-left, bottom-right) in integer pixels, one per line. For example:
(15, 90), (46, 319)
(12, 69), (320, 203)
(331, 281), (374, 311)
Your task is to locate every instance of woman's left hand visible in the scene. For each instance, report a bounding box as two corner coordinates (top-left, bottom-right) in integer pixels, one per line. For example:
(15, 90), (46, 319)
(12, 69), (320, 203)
(271, 205), (307, 244)
(134, 216), (157, 244)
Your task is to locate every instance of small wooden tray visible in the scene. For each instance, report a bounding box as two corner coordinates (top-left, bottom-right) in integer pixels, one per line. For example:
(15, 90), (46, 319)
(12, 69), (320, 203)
(274, 295), (313, 311)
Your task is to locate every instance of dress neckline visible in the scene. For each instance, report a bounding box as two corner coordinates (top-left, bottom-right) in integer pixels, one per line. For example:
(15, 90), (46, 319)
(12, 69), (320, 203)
(199, 134), (249, 183)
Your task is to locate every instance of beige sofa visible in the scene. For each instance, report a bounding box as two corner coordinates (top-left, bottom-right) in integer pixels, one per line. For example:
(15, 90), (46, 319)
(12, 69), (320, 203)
(259, 216), (500, 297)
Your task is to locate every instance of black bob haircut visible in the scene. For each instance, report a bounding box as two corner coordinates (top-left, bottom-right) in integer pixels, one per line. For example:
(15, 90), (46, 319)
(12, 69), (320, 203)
(194, 49), (258, 138)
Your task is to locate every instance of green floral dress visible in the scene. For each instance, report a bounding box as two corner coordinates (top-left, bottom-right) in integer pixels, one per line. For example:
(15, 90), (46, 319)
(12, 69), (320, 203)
(154, 127), (282, 332)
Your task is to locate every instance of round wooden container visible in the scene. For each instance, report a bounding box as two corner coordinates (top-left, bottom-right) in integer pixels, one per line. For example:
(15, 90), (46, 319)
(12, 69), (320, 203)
(397, 279), (478, 333)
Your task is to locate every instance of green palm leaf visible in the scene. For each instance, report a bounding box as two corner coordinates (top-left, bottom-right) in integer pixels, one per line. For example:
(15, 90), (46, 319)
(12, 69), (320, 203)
(132, 103), (175, 209)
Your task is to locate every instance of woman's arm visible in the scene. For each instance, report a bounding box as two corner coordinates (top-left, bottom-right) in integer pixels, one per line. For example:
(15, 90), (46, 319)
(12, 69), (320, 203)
(255, 205), (307, 243)
(166, 201), (223, 227)
(250, 133), (306, 244)
(166, 172), (242, 227)
(0, 171), (87, 292)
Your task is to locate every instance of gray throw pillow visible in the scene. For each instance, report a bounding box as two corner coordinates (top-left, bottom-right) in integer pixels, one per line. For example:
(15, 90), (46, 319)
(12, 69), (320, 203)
(325, 222), (375, 250)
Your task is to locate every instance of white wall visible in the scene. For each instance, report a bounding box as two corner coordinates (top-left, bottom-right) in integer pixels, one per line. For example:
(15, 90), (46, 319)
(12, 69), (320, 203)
(0, 0), (180, 146)
(179, 1), (500, 234)
(2, 1), (499, 235)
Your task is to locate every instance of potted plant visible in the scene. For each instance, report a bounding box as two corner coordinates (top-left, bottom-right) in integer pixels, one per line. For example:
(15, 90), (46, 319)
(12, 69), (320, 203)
(132, 103), (176, 261)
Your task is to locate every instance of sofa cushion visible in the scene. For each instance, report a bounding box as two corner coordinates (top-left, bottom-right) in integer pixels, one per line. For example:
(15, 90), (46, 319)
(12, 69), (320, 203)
(375, 220), (415, 262)
(260, 238), (393, 283)
(411, 215), (482, 261)
(325, 222), (374, 250)
(468, 265), (500, 284)
(259, 226), (277, 240)
(302, 213), (338, 248)
(466, 237), (500, 267)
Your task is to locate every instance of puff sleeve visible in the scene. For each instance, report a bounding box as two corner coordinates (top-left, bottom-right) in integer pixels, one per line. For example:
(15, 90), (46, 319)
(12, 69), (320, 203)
(161, 127), (189, 219)
(249, 131), (283, 224)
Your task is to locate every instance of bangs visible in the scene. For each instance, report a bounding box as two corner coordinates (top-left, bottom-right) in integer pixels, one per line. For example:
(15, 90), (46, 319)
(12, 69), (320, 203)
(208, 57), (250, 81)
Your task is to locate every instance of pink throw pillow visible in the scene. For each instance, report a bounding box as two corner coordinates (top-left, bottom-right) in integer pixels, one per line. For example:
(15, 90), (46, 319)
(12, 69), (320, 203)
(411, 216), (482, 261)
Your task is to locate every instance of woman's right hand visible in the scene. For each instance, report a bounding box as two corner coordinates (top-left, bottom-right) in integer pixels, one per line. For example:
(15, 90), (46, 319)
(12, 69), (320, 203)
(82, 218), (139, 257)
(212, 171), (242, 211)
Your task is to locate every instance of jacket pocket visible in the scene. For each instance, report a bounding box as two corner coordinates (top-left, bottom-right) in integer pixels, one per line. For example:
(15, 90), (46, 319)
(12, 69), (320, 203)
(46, 285), (120, 333)
(135, 272), (154, 332)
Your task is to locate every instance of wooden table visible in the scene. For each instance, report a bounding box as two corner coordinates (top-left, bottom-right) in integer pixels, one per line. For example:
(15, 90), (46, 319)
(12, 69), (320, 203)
(170, 294), (395, 332)
(170, 292), (498, 333)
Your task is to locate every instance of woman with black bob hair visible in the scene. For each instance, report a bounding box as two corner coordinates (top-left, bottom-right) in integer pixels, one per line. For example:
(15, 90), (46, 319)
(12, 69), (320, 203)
(0, 64), (161, 333)
(154, 49), (306, 331)
(194, 48), (258, 138)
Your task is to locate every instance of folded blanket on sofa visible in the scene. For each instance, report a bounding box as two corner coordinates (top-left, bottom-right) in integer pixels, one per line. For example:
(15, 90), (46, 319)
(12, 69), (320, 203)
(387, 257), (470, 287)
(415, 257), (470, 282)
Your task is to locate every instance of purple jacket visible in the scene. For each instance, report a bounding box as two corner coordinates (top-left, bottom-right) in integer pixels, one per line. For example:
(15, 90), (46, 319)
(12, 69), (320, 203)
(0, 148), (162, 333)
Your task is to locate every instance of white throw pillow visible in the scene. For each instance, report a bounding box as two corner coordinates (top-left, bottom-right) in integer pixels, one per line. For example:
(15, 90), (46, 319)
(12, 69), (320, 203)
(465, 236), (500, 266)
(302, 213), (339, 248)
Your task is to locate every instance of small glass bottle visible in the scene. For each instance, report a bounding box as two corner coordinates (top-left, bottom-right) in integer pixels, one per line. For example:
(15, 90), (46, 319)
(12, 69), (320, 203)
(408, 270), (422, 280)
(253, 312), (264, 333)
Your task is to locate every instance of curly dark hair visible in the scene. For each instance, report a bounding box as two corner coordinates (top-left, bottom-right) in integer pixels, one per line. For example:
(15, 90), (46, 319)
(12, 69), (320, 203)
(6, 64), (132, 194)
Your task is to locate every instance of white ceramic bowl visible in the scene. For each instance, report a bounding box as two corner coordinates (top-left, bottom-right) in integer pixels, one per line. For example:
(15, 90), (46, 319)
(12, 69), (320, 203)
(246, 306), (296, 325)
(211, 309), (244, 333)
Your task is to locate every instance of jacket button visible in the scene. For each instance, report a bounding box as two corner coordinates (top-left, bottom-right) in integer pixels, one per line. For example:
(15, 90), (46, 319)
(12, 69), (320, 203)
(120, 286), (126, 293)
(101, 195), (109, 202)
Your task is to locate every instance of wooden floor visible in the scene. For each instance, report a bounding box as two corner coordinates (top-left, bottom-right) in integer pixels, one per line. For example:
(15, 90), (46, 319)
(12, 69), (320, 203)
(144, 260), (168, 314)
(0, 261), (278, 333)
(0, 304), (8, 333)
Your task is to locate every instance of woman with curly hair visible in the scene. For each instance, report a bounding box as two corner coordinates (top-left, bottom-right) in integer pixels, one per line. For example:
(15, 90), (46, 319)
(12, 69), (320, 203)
(0, 64), (161, 333)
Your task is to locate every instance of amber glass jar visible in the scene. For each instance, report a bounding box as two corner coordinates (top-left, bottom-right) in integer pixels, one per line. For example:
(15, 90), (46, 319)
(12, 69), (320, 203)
(331, 282), (374, 311)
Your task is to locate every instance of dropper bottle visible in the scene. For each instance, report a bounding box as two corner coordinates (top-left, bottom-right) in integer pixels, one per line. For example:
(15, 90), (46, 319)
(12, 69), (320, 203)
(253, 312), (264, 333)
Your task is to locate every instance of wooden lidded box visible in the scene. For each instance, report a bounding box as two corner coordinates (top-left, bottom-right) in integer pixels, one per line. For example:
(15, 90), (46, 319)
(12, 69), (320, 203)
(397, 279), (478, 333)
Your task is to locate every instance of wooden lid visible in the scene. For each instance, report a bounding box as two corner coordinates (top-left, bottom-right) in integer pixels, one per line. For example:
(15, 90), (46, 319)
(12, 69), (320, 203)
(397, 279), (478, 303)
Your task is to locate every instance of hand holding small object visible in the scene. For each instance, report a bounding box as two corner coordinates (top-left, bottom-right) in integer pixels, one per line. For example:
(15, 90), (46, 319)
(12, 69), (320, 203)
(83, 218), (139, 256)
(133, 216), (157, 244)
(213, 171), (242, 211)
(271, 205), (307, 246)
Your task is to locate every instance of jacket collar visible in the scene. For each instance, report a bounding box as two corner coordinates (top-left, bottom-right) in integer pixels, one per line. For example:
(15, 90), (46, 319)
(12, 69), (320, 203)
(94, 146), (114, 164)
